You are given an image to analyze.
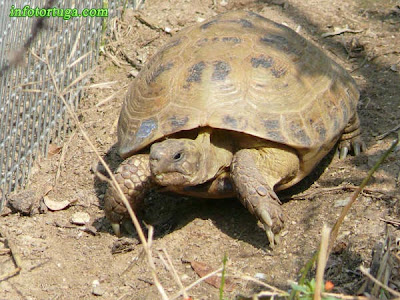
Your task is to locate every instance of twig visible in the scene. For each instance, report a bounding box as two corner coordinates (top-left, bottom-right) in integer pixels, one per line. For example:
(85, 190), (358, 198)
(170, 267), (223, 300)
(134, 12), (170, 34)
(85, 81), (119, 89)
(379, 218), (400, 226)
(95, 87), (127, 107)
(314, 225), (331, 300)
(352, 51), (400, 73)
(67, 51), (91, 69)
(55, 131), (76, 185)
(322, 27), (363, 38)
(359, 266), (400, 298)
(286, 184), (397, 201)
(239, 275), (287, 295)
(0, 234), (22, 282)
(321, 292), (369, 300)
(103, 51), (124, 68)
(67, 30), (81, 65)
(159, 248), (189, 299)
(377, 124), (400, 140)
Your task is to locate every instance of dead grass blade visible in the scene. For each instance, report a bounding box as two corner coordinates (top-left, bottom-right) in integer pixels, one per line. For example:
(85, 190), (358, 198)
(360, 266), (400, 298)
(159, 248), (189, 300)
(0, 231), (22, 282)
(314, 225), (331, 300)
(170, 267), (223, 300)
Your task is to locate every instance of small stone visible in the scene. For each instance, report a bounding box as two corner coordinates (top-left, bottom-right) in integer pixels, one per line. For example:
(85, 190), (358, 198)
(71, 212), (90, 225)
(255, 273), (267, 280)
(334, 197), (350, 208)
(180, 274), (190, 282)
(7, 189), (39, 216)
(92, 285), (105, 296)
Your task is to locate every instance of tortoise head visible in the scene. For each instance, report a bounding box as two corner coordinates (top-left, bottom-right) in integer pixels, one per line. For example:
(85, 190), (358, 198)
(149, 139), (205, 186)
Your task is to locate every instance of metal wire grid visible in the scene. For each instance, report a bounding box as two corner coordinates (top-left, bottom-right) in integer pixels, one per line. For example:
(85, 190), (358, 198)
(0, 0), (120, 206)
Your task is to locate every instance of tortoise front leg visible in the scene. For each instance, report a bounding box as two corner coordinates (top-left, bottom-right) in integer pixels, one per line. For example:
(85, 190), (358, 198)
(104, 154), (153, 236)
(230, 149), (286, 247)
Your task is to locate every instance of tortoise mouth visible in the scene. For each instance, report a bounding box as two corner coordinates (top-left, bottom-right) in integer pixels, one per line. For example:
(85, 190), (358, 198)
(152, 171), (191, 186)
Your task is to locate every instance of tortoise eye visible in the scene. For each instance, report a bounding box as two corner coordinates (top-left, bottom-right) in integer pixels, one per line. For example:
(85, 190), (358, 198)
(173, 151), (184, 161)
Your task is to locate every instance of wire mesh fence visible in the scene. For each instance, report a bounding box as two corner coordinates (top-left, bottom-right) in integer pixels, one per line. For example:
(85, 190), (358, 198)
(0, 0), (123, 209)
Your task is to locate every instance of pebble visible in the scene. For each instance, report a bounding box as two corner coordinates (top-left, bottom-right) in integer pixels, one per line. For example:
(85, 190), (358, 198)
(92, 285), (105, 296)
(71, 212), (90, 225)
(254, 273), (267, 280)
(334, 197), (350, 208)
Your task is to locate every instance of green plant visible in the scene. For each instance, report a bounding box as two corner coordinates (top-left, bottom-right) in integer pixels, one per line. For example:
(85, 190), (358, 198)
(291, 279), (336, 300)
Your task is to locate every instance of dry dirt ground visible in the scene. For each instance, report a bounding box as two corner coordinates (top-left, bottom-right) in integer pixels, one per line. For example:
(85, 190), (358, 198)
(1, 0), (400, 299)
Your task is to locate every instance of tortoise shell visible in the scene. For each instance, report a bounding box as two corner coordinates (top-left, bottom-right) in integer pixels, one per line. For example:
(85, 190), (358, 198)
(118, 10), (359, 164)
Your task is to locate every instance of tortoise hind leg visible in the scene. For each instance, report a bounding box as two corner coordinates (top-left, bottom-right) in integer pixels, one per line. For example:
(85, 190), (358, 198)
(339, 113), (366, 159)
(104, 154), (152, 236)
(230, 146), (300, 247)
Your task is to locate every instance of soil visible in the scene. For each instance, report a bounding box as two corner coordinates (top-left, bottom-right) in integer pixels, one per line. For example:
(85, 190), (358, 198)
(1, 0), (400, 299)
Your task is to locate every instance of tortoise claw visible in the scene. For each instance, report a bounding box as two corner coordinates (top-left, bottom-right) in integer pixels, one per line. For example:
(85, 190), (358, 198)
(263, 224), (280, 248)
(339, 146), (349, 159)
(338, 135), (365, 159)
(261, 210), (279, 247)
(353, 143), (361, 156)
(111, 223), (122, 237)
(261, 210), (273, 228)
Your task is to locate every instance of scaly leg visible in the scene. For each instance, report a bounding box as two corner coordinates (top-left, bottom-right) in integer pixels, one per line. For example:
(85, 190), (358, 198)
(104, 154), (152, 236)
(339, 113), (366, 159)
(231, 147), (299, 247)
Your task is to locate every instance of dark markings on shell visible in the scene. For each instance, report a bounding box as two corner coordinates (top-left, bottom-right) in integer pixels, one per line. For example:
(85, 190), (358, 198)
(246, 11), (268, 21)
(251, 56), (273, 68)
(251, 55), (286, 78)
(200, 19), (219, 30)
(186, 61), (206, 83)
(263, 119), (280, 130)
(222, 37), (241, 43)
(260, 34), (292, 53)
(196, 38), (208, 47)
(148, 62), (174, 83)
(316, 124), (326, 141)
(162, 38), (182, 52)
(290, 122), (311, 146)
(212, 61), (231, 81)
(136, 118), (158, 140)
(226, 18), (254, 28)
(266, 131), (286, 143)
(271, 66), (287, 78)
(328, 105), (340, 132)
(310, 120), (326, 141)
(340, 99), (349, 122)
(169, 116), (189, 129)
(223, 115), (237, 128)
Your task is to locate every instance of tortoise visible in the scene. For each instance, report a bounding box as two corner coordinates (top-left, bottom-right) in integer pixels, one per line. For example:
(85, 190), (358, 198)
(104, 10), (364, 246)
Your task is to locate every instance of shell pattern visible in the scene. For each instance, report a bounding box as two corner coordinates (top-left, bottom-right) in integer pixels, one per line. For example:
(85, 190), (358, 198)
(118, 10), (359, 160)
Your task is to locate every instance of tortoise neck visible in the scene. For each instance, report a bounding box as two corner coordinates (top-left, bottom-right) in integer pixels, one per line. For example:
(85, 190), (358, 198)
(194, 128), (233, 184)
